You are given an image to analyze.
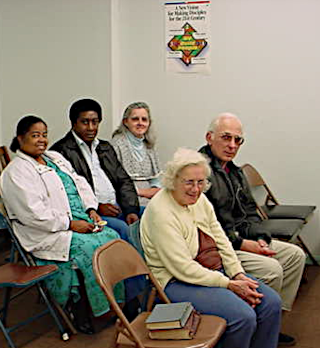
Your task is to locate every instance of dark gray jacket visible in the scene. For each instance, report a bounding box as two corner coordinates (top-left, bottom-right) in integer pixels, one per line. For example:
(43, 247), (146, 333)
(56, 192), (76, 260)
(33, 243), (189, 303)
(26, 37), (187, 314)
(51, 131), (140, 217)
(199, 145), (271, 249)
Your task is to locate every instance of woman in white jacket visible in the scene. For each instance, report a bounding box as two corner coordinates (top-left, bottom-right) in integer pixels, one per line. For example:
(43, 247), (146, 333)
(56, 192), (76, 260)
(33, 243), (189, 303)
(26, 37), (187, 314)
(0, 115), (124, 333)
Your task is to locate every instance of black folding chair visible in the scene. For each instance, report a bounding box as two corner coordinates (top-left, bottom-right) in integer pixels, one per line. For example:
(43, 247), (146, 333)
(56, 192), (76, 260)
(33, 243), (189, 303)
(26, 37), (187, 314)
(242, 163), (318, 266)
(242, 163), (316, 222)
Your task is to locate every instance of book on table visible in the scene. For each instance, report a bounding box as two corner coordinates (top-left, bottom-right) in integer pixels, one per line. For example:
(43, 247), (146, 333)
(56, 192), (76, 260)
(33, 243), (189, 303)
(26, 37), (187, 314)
(145, 302), (194, 330)
(148, 310), (201, 340)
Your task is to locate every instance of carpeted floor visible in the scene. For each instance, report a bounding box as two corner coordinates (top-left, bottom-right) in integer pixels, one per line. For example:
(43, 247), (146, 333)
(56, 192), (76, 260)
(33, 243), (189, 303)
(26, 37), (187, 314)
(281, 265), (320, 348)
(1, 264), (320, 348)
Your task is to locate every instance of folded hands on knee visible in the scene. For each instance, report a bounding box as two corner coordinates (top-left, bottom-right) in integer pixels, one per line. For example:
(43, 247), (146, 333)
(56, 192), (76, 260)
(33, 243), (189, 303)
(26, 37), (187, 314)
(228, 273), (264, 308)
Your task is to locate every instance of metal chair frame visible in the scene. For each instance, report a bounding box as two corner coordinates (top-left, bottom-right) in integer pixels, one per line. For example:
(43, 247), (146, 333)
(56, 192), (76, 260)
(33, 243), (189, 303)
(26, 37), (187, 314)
(241, 163), (318, 266)
(0, 146), (10, 173)
(93, 239), (227, 348)
(0, 203), (72, 347)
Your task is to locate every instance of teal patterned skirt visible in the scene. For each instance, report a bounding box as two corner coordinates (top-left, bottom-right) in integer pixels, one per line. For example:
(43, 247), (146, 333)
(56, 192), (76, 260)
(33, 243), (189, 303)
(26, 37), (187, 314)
(36, 158), (125, 317)
(37, 228), (125, 317)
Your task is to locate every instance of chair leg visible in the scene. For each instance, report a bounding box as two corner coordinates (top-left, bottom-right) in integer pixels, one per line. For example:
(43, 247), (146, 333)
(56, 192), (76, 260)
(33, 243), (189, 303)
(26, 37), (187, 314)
(36, 283), (70, 341)
(1, 288), (12, 327)
(297, 236), (319, 266)
(0, 319), (15, 348)
(51, 298), (77, 335)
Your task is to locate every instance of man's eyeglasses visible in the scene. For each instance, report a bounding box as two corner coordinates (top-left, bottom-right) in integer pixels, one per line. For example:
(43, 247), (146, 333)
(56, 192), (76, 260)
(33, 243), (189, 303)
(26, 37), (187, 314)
(180, 179), (207, 189)
(218, 132), (245, 145)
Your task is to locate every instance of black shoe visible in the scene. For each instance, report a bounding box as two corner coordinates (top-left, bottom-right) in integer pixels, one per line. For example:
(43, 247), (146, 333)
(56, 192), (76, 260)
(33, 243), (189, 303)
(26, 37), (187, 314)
(65, 299), (95, 335)
(278, 333), (296, 346)
(123, 297), (141, 322)
(75, 322), (95, 335)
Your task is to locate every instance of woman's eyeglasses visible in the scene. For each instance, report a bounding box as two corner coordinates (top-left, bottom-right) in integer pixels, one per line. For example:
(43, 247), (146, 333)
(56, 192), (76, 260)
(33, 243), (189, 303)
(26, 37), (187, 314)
(128, 116), (149, 122)
(180, 179), (206, 189)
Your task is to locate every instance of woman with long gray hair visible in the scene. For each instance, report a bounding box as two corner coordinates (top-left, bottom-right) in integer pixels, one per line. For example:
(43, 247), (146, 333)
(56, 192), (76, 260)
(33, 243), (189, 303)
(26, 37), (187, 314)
(111, 102), (161, 206)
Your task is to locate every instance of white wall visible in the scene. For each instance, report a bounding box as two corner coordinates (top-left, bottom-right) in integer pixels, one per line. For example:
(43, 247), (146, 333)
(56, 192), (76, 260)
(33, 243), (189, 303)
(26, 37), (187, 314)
(118, 0), (320, 254)
(0, 0), (113, 146)
(1, 0), (320, 254)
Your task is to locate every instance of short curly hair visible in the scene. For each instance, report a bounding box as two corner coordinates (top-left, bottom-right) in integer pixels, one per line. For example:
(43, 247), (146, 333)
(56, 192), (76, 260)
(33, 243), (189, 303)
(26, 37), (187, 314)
(162, 148), (211, 191)
(69, 98), (102, 125)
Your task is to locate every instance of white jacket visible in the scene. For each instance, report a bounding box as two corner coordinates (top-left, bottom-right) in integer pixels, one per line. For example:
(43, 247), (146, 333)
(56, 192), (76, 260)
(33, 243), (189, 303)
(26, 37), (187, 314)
(0, 150), (98, 261)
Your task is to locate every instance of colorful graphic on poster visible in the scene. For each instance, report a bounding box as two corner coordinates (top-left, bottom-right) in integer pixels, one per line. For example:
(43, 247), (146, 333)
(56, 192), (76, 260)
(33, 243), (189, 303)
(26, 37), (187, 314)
(168, 22), (207, 66)
(165, 1), (211, 74)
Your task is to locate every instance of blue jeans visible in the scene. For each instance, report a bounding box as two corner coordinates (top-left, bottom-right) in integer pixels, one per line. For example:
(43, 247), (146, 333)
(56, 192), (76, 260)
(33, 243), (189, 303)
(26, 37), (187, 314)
(101, 206), (146, 302)
(101, 206), (145, 242)
(164, 276), (281, 348)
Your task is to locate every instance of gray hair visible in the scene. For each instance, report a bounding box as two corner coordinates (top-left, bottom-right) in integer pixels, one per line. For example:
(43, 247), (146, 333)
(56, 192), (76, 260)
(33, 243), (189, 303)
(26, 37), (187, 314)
(162, 148), (211, 191)
(112, 101), (156, 148)
(207, 112), (243, 135)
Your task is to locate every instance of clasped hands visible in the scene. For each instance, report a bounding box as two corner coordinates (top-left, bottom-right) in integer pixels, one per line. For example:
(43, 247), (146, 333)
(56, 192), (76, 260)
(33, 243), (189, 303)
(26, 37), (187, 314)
(228, 273), (263, 308)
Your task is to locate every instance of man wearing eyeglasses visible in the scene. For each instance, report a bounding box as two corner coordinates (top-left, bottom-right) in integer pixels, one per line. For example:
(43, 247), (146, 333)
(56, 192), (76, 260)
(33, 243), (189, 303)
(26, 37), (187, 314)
(199, 112), (305, 347)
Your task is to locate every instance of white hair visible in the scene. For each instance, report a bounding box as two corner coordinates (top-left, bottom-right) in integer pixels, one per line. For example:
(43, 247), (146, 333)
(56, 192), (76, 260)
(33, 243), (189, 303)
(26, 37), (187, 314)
(162, 148), (211, 191)
(207, 112), (243, 134)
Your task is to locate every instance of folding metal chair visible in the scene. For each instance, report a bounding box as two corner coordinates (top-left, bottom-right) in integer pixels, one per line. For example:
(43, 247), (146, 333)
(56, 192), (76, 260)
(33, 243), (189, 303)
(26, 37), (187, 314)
(127, 220), (145, 258)
(93, 239), (227, 348)
(0, 146), (10, 173)
(241, 163), (316, 222)
(241, 163), (318, 266)
(0, 146), (11, 252)
(0, 204), (72, 347)
(0, 262), (68, 348)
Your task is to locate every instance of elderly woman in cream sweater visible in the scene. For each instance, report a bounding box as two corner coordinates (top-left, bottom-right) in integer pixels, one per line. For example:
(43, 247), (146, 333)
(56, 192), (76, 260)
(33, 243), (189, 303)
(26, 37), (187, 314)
(140, 148), (281, 348)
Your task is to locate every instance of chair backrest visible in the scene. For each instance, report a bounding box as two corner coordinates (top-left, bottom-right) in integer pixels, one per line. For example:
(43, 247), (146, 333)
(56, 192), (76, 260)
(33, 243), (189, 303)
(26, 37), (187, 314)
(0, 198), (31, 265)
(127, 220), (145, 258)
(93, 239), (170, 348)
(0, 199), (75, 340)
(0, 148), (11, 253)
(0, 146), (11, 174)
(241, 163), (279, 207)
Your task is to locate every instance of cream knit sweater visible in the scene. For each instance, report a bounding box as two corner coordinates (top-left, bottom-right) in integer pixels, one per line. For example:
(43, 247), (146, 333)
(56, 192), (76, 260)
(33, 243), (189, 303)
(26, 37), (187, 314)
(140, 189), (244, 289)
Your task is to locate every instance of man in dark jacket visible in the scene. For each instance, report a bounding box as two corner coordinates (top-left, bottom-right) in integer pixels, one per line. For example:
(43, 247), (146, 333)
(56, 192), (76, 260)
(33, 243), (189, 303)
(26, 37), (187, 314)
(51, 98), (141, 241)
(199, 112), (305, 346)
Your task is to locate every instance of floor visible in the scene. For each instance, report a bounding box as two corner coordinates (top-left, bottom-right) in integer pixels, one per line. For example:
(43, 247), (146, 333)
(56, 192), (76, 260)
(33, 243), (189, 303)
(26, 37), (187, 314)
(1, 260), (320, 348)
(281, 265), (320, 348)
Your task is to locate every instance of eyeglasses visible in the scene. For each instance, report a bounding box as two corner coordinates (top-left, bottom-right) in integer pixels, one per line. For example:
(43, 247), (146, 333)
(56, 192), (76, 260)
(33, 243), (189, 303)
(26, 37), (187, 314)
(128, 116), (149, 123)
(218, 132), (245, 145)
(180, 179), (207, 189)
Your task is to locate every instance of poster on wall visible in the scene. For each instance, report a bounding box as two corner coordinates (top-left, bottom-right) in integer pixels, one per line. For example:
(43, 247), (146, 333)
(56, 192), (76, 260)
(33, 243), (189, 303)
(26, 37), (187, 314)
(165, 1), (211, 74)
